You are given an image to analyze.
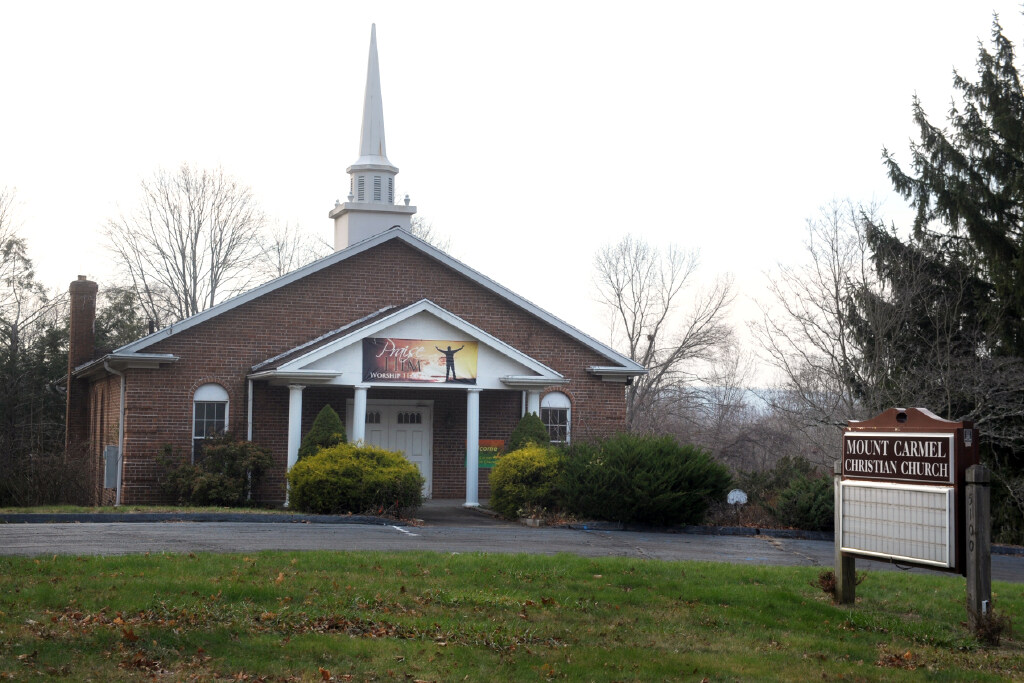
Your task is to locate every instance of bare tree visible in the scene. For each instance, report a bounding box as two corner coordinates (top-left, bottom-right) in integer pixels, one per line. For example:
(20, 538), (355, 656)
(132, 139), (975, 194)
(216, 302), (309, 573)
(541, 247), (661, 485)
(594, 235), (734, 431)
(105, 165), (266, 327)
(410, 216), (451, 252)
(0, 189), (56, 350)
(0, 188), (21, 304)
(753, 200), (1024, 476)
(257, 221), (332, 280)
(751, 200), (875, 439)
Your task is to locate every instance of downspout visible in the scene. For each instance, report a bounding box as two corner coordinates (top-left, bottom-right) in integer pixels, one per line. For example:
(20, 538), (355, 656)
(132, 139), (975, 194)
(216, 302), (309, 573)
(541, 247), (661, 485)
(103, 361), (126, 507)
(246, 379), (254, 501)
(247, 379), (253, 441)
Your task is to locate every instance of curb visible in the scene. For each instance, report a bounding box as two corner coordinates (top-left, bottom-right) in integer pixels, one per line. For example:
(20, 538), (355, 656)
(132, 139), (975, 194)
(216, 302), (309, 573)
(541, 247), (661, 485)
(559, 521), (1024, 556)
(0, 512), (403, 526)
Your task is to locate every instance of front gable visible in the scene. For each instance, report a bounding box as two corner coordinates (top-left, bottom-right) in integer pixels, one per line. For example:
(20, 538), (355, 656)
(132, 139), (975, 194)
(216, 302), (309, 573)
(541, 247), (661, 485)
(249, 300), (567, 390)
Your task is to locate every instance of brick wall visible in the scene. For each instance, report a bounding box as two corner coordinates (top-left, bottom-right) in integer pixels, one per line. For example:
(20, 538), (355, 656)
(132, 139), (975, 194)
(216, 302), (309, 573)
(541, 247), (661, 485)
(92, 239), (627, 505)
(84, 374), (120, 505)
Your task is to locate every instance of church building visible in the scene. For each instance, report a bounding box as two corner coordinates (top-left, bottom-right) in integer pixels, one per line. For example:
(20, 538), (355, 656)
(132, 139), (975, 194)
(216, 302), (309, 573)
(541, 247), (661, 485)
(64, 26), (645, 507)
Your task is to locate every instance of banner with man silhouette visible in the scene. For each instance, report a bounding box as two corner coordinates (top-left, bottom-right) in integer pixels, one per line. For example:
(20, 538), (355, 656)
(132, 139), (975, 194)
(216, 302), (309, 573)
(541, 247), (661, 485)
(362, 338), (478, 384)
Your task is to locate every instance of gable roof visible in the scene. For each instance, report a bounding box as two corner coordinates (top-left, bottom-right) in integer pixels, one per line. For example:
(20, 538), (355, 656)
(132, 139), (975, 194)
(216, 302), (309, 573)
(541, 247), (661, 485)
(250, 306), (397, 372)
(248, 299), (567, 388)
(115, 227), (646, 375)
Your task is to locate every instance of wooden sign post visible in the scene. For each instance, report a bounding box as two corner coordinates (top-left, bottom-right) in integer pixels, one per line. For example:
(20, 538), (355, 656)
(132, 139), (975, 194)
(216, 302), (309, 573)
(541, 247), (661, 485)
(965, 465), (992, 631)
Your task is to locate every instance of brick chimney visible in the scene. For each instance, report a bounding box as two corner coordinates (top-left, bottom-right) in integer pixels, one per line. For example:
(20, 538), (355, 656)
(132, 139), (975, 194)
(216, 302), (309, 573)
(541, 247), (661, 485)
(65, 275), (98, 456)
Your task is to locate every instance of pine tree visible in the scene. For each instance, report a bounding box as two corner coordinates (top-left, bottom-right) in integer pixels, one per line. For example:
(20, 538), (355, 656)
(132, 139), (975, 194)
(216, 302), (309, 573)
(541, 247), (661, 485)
(883, 16), (1024, 354)
(873, 16), (1024, 542)
(298, 405), (346, 460)
(508, 412), (550, 451)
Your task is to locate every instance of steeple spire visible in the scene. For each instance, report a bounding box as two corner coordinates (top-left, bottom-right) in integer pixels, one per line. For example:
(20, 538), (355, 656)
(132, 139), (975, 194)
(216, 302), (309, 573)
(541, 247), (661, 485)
(355, 24), (394, 169)
(330, 24), (416, 251)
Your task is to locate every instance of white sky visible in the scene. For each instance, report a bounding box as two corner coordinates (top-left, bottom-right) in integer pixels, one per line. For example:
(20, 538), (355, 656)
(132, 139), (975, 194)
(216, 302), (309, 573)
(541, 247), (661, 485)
(2, 1), (1021, 350)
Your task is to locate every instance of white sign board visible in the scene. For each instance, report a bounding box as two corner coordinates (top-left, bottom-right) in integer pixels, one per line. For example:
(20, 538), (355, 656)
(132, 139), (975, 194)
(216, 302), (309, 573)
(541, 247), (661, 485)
(838, 480), (955, 568)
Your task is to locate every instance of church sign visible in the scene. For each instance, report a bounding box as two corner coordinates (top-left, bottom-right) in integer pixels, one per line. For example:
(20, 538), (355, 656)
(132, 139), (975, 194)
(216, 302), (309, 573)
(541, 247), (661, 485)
(842, 433), (954, 485)
(363, 338), (478, 384)
(837, 408), (978, 573)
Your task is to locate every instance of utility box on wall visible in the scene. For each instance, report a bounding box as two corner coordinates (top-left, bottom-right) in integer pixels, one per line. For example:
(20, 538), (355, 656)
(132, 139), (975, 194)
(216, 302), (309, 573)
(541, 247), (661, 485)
(103, 445), (119, 489)
(838, 407), (979, 575)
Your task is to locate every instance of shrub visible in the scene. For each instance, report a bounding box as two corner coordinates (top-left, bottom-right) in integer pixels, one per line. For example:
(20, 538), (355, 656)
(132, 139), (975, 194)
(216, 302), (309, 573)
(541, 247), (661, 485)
(0, 451), (93, 506)
(287, 442), (423, 516)
(299, 405), (346, 460)
(734, 456), (817, 503)
(508, 412), (550, 451)
(773, 474), (834, 531)
(562, 434), (731, 526)
(160, 434), (272, 506)
(489, 444), (563, 519)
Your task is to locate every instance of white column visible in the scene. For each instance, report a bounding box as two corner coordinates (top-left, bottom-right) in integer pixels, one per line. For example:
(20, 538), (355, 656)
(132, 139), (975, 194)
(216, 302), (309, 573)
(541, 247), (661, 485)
(464, 388), (482, 508)
(352, 384), (369, 443)
(287, 385), (305, 470)
(285, 384), (305, 507)
(526, 390), (541, 416)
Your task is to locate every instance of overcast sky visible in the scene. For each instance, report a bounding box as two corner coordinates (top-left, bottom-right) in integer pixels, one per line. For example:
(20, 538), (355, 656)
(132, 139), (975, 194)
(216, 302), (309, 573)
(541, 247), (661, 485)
(3, 1), (1022, 349)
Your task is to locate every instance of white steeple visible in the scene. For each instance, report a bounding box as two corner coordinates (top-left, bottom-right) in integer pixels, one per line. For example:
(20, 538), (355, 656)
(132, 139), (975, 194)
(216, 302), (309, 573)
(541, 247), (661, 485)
(330, 24), (416, 250)
(353, 24), (395, 171)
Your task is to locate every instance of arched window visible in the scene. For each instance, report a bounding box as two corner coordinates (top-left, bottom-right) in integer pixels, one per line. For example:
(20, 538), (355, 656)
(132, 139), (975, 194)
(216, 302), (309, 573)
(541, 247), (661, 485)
(193, 383), (228, 461)
(540, 392), (571, 443)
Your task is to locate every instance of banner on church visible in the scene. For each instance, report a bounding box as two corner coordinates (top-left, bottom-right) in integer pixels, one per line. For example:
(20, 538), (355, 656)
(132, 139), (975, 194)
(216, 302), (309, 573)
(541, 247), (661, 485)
(362, 338), (478, 384)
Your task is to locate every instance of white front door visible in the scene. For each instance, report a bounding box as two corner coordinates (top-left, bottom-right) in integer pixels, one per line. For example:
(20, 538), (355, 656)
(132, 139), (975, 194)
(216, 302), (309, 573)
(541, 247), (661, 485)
(349, 401), (433, 498)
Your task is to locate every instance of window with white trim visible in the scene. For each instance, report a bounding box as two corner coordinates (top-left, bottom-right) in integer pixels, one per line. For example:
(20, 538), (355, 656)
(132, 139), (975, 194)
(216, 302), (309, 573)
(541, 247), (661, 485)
(540, 392), (571, 443)
(193, 383), (228, 461)
(373, 176), (382, 201)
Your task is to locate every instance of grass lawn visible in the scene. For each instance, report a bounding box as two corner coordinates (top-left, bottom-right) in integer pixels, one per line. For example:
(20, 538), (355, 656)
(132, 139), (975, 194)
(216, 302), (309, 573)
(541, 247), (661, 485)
(0, 551), (1020, 681)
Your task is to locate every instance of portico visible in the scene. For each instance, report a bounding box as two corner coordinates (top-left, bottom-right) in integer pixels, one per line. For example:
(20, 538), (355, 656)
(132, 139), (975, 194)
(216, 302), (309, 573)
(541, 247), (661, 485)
(248, 299), (568, 505)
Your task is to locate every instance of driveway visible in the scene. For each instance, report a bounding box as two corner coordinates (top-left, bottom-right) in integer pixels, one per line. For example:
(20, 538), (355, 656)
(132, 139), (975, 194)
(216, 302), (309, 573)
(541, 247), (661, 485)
(1, 501), (1021, 584)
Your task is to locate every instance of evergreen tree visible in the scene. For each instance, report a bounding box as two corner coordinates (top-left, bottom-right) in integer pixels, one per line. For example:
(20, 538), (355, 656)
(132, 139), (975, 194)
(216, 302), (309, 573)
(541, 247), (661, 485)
(298, 405), (346, 460)
(868, 16), (1024, 542)
(884, 16), (1024, 354)
(508, 412), (550, 451)
(0, 202), (66, 463)
(95, 286), (150, 351)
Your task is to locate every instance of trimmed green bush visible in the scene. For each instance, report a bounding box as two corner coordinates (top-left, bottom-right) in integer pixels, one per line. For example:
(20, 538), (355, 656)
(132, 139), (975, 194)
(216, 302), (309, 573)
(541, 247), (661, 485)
(287, 442), (423, 516)
(489, 444), (563, 519)
(562, 434), (731, 526)
(160, 434), (272, 506)
(773, 474), (834, 531)
(508, 412), (550, 451)
(298, 405), (346, 460)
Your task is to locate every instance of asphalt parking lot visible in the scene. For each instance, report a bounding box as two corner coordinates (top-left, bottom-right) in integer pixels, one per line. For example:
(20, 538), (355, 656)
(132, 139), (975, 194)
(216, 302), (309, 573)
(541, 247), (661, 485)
(1, 501), (1022, 583)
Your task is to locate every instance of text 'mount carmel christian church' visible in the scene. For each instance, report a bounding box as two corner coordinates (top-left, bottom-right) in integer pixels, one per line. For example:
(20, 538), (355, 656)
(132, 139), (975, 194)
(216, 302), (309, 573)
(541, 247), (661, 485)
(64, 26), (646, 507)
